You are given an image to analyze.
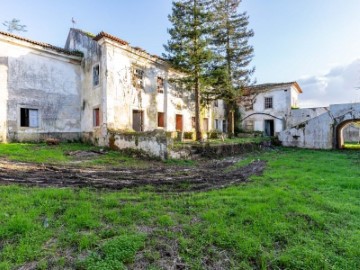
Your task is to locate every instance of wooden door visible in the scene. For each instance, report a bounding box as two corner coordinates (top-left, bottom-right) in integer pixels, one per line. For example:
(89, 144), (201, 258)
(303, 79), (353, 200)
(176, 114), (183, 131)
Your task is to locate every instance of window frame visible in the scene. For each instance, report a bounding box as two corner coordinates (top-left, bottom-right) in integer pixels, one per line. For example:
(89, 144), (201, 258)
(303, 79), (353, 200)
(132, 67), (144, 90)
(92, 63), (100, 87)
(264, 97), (273, 109)
(157, 77), (164, 94)
(20, 108), (39, 128)
(93, 108), (100, 127)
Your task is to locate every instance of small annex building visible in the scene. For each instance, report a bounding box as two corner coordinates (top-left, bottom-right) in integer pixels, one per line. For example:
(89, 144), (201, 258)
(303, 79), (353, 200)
(238, 82), (303, 136)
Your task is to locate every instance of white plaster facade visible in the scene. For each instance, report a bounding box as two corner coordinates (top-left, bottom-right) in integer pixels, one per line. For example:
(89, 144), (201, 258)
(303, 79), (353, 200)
(239, 82), (302, 136)
(0, 29), (226, 147)
(279, 103), (360, 149)
(0, 31), (82, 142)
(64, 29), (227, 146)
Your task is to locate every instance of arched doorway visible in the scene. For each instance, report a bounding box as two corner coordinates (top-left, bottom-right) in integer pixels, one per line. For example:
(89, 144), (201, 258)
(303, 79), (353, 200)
(336, 119), (360, 149)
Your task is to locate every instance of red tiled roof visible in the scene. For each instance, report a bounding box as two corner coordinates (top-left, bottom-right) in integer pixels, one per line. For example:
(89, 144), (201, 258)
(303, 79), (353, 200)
(93, 31), (129, 45)
(0, 31), (83, 56)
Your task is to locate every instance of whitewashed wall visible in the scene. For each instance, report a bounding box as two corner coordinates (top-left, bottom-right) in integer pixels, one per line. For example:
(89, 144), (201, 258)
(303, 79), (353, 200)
(1, 35), (82, 142)
(241, 85), (300, 134)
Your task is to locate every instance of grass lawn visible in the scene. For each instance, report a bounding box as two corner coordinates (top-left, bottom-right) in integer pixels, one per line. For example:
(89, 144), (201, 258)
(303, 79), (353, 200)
(0, 145), (359, 269)
(344, 142), (360, 150)
(0, 143), (150, 168)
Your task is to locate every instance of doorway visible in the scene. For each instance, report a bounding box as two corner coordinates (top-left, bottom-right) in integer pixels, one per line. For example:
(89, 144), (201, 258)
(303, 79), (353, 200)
(132, 110), (144, 131)
(176, 114), (183, 131)
(264, 120), (274, 136)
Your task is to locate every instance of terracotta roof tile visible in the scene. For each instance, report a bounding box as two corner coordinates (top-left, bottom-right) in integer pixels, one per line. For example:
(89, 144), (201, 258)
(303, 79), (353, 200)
(93, 31), (129, 45)
(0, 31), (83, 57)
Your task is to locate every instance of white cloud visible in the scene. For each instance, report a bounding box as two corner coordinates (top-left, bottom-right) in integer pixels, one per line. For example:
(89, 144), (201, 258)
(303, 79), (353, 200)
(298, 59), (360, 108)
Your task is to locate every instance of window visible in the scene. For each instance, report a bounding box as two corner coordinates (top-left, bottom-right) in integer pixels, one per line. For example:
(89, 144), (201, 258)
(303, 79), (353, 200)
(93, 108), (100, 127)
(93, 64), (100, 87)
(157, 77), (164, 93)
(133, 68), (144, 89)
(158, 112), (165, 128)
(265, 97), (273, 109)
(20, 108), (38, 128)
(215, 119), (219, 130)
(214, 100), (218, 107)
(191, 117), (196, 129)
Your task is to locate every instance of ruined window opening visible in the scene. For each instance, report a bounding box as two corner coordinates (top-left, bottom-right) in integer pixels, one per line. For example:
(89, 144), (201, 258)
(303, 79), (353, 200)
(93, 108), (100, 127)
(20, 108), (38, 128)
(133, 110), (144, 131)
(265, 97), (273, 109)
(132, 68), (144, 89)
(214, 100), (218, 107)
(93, 64), (100, 87)
(158, 112), (165, 128)
(215, 119), (219, 130)
(222, 120), (227, 133)
(157, 77), (164, 93)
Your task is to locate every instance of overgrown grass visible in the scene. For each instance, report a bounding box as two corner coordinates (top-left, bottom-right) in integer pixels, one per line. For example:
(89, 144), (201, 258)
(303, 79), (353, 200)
(344, 142), (360, 150)
(0, 143), (149, 168)
(0, 148), (359, 269)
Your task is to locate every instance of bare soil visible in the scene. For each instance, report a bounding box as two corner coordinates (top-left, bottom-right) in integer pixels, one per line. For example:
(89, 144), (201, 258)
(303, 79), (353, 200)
(0, 157), (266, 192)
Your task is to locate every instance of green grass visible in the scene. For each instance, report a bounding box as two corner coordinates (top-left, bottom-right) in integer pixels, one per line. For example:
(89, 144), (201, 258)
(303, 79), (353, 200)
(0, 143), (148, 168)
(0, 148), (359, 269)
(344, 142), (360, 149)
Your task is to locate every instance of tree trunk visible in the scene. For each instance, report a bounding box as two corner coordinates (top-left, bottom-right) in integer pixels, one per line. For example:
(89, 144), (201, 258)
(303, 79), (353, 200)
(195, 77), (202, 141)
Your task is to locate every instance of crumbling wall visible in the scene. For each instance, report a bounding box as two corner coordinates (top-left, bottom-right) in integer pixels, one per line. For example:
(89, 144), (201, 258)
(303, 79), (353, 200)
(279, 103), (360, 149)
(286, 107), (328, 128)
(0, 55), (8, 142)
(2, 37), (82, 142)
(66, 29), (104, 135)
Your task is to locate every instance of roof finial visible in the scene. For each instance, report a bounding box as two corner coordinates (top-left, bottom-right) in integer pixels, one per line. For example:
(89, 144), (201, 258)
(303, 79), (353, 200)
(71, 17), (76, 28)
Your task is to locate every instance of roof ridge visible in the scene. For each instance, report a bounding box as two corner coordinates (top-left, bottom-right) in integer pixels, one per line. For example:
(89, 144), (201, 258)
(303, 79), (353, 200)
(0, 30), (82, 57)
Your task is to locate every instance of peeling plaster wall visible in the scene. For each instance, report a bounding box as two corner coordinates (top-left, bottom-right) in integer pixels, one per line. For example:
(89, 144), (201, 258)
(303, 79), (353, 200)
(0, 53), (8, 142)
(104, 41), (196, 133)
(109, 130), (169, 159)
(1, 37), (82, 142)
(241, 86), (299, 134)
(286, 107), (328, 128)
(66, 29), (107, 145)
(279, 103), (360, 149)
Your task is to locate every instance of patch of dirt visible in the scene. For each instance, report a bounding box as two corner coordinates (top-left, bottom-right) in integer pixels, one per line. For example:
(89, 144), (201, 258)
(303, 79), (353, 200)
(0, 158), (266, 192)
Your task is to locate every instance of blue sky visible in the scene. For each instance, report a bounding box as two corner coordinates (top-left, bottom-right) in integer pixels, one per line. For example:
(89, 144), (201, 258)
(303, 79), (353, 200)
(2, 0), (360, 107)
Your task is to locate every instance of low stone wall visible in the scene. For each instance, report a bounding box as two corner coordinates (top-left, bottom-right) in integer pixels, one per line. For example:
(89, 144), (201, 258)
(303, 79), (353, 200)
(169, 142), (263, 159)
(108, 130), (170, 159)
(191, 142), (262, 158)
(7, 132), (82, 142)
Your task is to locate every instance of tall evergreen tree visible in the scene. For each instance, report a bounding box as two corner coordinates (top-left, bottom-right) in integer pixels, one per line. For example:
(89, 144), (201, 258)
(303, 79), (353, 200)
(210, 0), (254, 135)
(164, 0), (214, 141)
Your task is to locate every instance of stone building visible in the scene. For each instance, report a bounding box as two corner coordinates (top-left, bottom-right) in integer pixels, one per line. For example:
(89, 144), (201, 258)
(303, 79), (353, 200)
(0, 29), (226, 153)
(0, 31), (82, 143)
(239, 82), (303, 136)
